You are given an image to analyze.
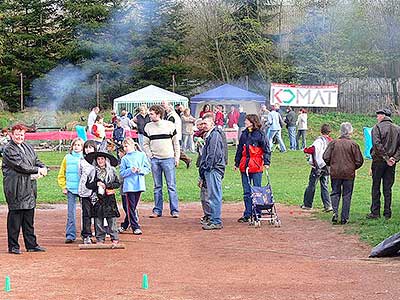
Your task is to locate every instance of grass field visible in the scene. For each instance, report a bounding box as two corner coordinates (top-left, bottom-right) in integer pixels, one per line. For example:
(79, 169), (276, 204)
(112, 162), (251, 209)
(1, 111), (400, 246)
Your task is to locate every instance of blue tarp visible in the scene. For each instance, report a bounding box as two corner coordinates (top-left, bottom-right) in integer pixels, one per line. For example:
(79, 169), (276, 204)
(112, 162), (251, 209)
(191, 84), (266, 103)
(190, 84), (266, 116)
(363, 127), (372, 159)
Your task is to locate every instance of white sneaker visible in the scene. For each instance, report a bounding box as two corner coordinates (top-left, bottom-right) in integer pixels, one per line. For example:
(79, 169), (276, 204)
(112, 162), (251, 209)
(133, 228), (143, 235)
(83, 237), (92, 244)
(117, 226), (128, 233)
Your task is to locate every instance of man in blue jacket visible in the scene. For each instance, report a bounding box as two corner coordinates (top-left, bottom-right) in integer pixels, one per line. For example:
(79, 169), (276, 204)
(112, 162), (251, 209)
(199, 114), (227, 230)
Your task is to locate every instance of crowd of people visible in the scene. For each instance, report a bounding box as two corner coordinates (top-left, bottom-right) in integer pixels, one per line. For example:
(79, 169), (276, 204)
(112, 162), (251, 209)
(1, 103), (398, 254)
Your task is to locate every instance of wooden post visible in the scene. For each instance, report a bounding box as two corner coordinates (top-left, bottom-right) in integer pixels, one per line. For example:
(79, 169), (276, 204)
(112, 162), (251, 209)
(172, 74), (176, 92)
(96, 73), (100, 107)
(20, 73), (24, 111)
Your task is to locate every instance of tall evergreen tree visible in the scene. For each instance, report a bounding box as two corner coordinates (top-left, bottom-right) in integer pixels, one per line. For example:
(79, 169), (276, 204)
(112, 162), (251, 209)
(230, 0), (295, 83)
(32, 0), (127, 110)
(0, 0), (64, 111)
(132, 0), (191, 93)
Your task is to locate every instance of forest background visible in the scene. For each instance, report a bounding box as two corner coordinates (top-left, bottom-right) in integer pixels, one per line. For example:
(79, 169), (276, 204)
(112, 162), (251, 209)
(0, 0), (399, 114)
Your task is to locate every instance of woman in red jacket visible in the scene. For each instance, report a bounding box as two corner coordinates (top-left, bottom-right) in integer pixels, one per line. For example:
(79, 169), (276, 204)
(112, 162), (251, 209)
(234, 114), (271, 222)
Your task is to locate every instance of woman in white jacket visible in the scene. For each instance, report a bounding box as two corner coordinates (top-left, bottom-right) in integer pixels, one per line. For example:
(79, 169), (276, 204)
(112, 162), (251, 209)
(296, 108), (308, 150)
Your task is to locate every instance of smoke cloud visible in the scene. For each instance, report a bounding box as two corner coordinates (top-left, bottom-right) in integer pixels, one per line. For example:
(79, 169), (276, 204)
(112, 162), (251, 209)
(30, 2), (147, 111)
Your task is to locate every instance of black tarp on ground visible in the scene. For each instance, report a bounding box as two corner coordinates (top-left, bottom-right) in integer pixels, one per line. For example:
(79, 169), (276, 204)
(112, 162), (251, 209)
(369, 232), (400, 258)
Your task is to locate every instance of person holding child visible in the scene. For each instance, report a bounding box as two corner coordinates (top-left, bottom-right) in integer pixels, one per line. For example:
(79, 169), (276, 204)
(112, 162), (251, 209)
(84, 152), (120, 245)
(57, 137), (84, 243)
(120, 138), (151, 235)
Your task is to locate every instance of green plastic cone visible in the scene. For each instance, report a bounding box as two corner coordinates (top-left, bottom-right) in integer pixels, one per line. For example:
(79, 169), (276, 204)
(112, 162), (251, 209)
(4, 276), (11, 292)
(142, 274), (148, 290)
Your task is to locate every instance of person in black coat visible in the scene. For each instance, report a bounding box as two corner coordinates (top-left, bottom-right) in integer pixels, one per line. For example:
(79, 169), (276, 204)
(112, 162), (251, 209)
(85, 152), (120, 244)
(2, 124), (48, 254)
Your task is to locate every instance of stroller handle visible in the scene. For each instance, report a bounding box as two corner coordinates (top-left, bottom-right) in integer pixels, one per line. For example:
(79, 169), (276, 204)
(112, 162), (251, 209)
(245, 167), (271, 185)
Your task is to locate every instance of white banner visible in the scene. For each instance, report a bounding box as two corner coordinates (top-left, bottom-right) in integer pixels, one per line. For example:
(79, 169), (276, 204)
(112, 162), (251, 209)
(270, 83), (338, 107)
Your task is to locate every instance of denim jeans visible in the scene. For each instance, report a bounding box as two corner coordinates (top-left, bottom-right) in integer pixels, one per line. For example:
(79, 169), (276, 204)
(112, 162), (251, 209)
(371, 161), (395, 218)
(138, 134), (144, 150)
(241, 172), (262, 218)
(268, 130), (286, 152)
(296, 130), (307, 150)
(331, 178), (354, 222)
(303, 168), (331, 209)
(205, 170), (223, 225)
(200, 186), (211, 217)
(66, 191), (79, 240)
(96, 140), (107, 152)
(151, 157), (179, 216)
(287, 126), (297, 150)
(182, 134), (195, 152)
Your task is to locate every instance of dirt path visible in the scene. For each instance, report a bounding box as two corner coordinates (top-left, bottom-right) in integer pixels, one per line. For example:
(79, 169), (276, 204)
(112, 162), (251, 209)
(0, 203), (399, 300)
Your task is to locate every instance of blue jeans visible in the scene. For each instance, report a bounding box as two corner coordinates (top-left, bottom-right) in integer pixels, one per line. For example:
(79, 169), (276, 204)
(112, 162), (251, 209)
(151, 157), (179, 216)
(205, 170), (223, 225)
(303, 168), (331, 209)
(66, 191), (79, 240)
(241, 172), (262, 218)
(268, 130), (286, 152)
(182, 134), (195, 152)
(296, 130), (307, 150)
(287, 126), (297, 150)
(200, 186), (211, 217)
(138, 134), (144, 150)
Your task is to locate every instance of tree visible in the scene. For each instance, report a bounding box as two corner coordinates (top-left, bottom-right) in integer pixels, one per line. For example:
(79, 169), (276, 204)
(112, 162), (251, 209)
(364, 0), (400, 105)
(183, 0), (244, 83)
(0, 0), (64, 111)
(230, 0), (296, 83)
(32, 0), (128, 110)
(288, 0), (379, 84)
(131, 0), (191, 94)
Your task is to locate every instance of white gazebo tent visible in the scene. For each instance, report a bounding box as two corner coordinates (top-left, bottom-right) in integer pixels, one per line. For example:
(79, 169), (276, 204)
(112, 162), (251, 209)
(113, 85), (189, 115)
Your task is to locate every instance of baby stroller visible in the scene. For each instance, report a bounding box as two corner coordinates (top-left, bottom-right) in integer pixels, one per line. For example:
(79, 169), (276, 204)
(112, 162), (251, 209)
(247, 169), (281, 228)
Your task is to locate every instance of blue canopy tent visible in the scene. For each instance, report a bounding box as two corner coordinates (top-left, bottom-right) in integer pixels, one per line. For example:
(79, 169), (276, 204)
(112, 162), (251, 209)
(190, 84), (266, 117)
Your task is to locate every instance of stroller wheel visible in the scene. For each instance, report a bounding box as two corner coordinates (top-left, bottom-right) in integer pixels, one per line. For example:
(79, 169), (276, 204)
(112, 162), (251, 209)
(274, 219), (282, 227)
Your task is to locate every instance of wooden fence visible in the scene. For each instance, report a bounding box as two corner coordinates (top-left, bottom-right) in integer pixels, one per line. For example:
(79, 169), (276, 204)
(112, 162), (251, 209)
(323, 77), (399, 114)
